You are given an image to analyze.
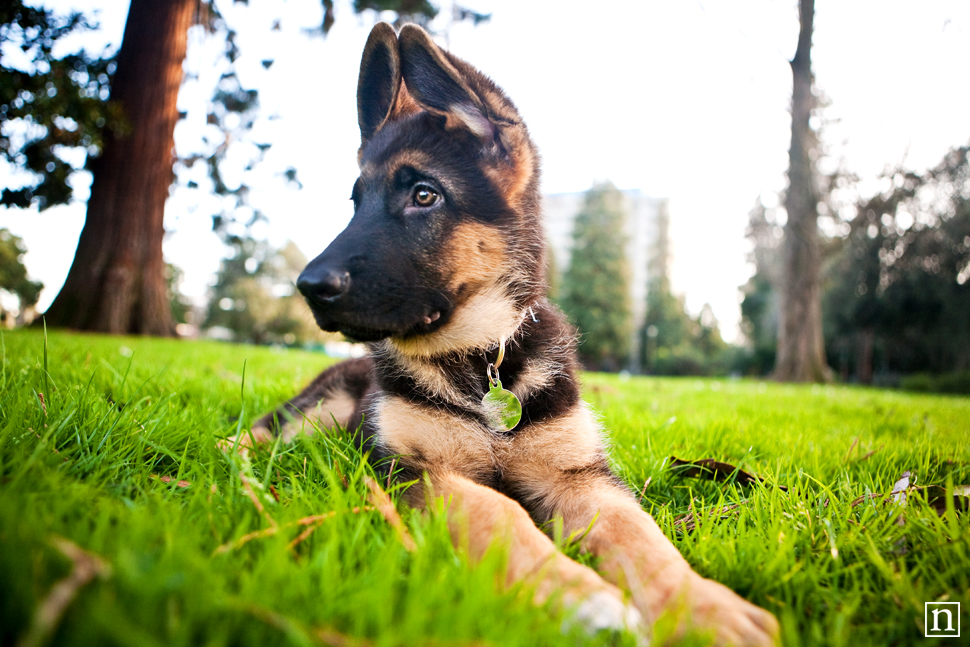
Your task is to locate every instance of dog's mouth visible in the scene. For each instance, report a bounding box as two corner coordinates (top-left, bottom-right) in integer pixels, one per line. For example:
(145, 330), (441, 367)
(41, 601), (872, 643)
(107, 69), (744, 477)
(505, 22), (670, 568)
(304, 297), (450, 343)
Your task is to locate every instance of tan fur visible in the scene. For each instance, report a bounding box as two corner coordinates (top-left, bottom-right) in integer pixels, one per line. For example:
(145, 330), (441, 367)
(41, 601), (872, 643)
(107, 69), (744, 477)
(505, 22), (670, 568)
(446, 105), (490, 138)
(391, 283), (525, 357)
(415, 470), (634, 615)
(382, 149), (434, 180)
(502, 405), (606, 476)
(552, 478), (778, 644)
(360, 149), (434, 185)
(373, 395), (500, 480)
(390, 81), (422, 120)
(485, 131), (535, 210)
(442, 222), (506, 292)
(508, 357), (559, 402)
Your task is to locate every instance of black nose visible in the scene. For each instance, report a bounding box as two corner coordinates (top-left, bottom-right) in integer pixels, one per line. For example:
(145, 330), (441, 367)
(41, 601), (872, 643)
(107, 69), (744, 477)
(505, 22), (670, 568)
(297, 266), (351, 302)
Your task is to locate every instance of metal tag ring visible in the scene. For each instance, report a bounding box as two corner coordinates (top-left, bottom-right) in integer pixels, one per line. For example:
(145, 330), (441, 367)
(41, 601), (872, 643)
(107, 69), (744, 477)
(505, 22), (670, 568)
(487, 362), (499, 386)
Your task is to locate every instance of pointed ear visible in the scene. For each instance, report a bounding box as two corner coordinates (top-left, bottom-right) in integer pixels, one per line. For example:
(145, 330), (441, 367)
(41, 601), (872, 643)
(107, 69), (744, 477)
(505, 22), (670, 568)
(397, 24), (494, 139)
(357, 23), (401, 141)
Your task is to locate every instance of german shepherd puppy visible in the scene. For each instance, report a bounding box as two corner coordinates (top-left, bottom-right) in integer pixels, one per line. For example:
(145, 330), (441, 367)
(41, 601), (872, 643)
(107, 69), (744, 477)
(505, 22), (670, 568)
(232, 23), (778, 645)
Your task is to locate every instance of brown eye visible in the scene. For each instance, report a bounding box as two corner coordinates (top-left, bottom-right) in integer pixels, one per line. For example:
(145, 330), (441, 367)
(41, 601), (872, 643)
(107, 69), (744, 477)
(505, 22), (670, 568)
(413, 186), (439, 207)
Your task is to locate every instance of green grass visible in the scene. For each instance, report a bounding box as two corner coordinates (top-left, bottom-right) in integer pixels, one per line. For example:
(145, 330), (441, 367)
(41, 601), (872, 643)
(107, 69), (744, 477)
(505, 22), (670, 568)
(1, 329), (968, 647)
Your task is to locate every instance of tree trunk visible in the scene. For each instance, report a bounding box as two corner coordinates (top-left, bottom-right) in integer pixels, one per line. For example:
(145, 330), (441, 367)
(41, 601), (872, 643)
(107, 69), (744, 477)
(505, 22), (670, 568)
(43, 0), (194, 335)
(775, 0), (832, 382)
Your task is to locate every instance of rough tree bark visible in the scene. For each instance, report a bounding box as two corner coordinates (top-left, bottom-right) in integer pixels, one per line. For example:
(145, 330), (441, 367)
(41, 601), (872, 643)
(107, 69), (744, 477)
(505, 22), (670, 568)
(775, 0), (833, 382)
(43, 0), (194, 335)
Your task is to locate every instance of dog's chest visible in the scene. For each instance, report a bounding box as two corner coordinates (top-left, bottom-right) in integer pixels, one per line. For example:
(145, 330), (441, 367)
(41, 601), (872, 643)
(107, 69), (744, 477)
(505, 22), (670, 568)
(372, 394), (508, 479)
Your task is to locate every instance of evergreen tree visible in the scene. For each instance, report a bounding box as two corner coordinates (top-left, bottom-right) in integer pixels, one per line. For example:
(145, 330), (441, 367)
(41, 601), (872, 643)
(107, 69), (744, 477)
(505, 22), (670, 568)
(642, 198), (687, 369)
(559, 182), (632, 372)
(641, 201), (728, 375)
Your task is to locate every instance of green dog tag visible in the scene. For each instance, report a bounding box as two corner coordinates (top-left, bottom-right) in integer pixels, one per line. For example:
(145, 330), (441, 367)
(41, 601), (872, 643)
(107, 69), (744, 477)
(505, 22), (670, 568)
(482, 378), (522, 431)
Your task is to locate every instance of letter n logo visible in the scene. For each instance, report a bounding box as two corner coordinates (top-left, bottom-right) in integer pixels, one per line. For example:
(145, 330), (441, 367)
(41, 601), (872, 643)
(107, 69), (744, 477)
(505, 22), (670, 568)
(925, 602), (961, 638)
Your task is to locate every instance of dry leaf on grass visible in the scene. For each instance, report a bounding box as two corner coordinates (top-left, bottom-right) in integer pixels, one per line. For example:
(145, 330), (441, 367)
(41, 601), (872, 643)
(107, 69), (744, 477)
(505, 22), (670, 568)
(668, 456), (788, 492)
(843, 437), (860, 463)
(151, 474), (191, 488)
(241, 472), (277, 528)
(213, 507), (375, 555)
(637, 476), (652, 504)
(17, 537), (110, 647)
(843, 437), (883, 463)
(365, 476), (416, 552)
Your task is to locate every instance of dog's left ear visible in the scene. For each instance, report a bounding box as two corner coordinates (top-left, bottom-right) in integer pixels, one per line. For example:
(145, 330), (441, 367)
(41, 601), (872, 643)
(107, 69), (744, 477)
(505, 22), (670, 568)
(398, 24), (509, 145)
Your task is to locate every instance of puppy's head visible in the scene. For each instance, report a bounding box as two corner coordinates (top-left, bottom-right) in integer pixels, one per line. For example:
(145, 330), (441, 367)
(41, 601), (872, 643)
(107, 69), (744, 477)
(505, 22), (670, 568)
(298, 23), (543, 356)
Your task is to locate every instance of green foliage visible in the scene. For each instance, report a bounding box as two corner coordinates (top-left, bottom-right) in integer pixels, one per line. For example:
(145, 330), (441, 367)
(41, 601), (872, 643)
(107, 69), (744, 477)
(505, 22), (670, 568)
(204, 238), (323, 345)
(824, 144), (970, 381)
(642, 292), (728, 376)
(166, 263), (191, 326)
(900, 370), (970, 395)
(559, 183), (633, 371)
(1, 330), (968, 646)
(0, 228), (43, 323)
(742, 144), (970, 381)
(738, 273), (776, 374)
(0, 331), (627, 647)
(0, 1), (116, 210)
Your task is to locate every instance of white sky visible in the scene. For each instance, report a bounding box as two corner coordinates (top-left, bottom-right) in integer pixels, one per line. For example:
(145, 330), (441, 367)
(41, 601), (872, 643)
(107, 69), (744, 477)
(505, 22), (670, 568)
(1, 0), (968, 341)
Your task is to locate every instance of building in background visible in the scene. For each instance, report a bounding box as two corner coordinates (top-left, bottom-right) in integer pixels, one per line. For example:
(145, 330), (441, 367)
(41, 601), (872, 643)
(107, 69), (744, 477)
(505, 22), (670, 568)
(543, 190), (668, 372)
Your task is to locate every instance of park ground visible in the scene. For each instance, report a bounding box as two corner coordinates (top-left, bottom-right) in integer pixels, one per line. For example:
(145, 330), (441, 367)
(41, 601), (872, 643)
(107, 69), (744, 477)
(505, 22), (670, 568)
(1, 330), (968, 647)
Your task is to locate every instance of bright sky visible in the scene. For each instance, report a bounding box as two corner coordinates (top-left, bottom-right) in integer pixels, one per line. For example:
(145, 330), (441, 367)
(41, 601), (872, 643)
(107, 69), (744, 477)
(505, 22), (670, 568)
(2, 0), (968, 341)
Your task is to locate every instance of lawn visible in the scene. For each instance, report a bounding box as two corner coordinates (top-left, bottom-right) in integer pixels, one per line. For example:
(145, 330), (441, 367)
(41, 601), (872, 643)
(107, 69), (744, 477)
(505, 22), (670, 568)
(1, 329), (968, 647)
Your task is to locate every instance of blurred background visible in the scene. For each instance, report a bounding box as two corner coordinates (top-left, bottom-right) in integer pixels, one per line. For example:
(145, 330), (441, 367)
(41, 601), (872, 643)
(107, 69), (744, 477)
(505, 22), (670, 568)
(1, 0), (968, 391)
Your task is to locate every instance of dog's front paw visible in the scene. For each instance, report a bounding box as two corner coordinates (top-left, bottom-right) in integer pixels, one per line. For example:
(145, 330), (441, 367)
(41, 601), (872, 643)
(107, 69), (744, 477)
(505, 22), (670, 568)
(562, 589), (645, 645)
(217, 426), (272, 455)
(666, 575), (778, 647)
(569, 589), (644, 636)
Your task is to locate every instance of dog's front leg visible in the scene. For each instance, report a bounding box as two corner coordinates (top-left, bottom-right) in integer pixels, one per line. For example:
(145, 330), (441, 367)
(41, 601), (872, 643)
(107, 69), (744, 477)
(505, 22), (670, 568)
(411, 471), (642, 634)
(552, 478), (779, 646)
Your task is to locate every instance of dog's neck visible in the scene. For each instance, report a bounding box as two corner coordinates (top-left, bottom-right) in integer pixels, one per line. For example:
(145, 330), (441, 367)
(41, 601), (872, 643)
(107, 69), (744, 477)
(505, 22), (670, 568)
(369, 299), (579, 428)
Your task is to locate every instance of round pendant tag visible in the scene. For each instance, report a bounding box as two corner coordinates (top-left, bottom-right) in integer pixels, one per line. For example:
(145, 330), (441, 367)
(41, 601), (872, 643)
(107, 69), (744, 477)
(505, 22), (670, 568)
(482, 379), (522, 431)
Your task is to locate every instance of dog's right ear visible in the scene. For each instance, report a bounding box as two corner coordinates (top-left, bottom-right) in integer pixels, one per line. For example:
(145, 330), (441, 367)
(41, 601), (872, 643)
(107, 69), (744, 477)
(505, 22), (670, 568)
(357, 23), (401, 141)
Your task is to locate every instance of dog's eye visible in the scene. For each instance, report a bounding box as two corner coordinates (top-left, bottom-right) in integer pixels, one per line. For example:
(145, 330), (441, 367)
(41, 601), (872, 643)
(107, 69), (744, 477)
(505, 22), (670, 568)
(413, 186), (440, 208)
